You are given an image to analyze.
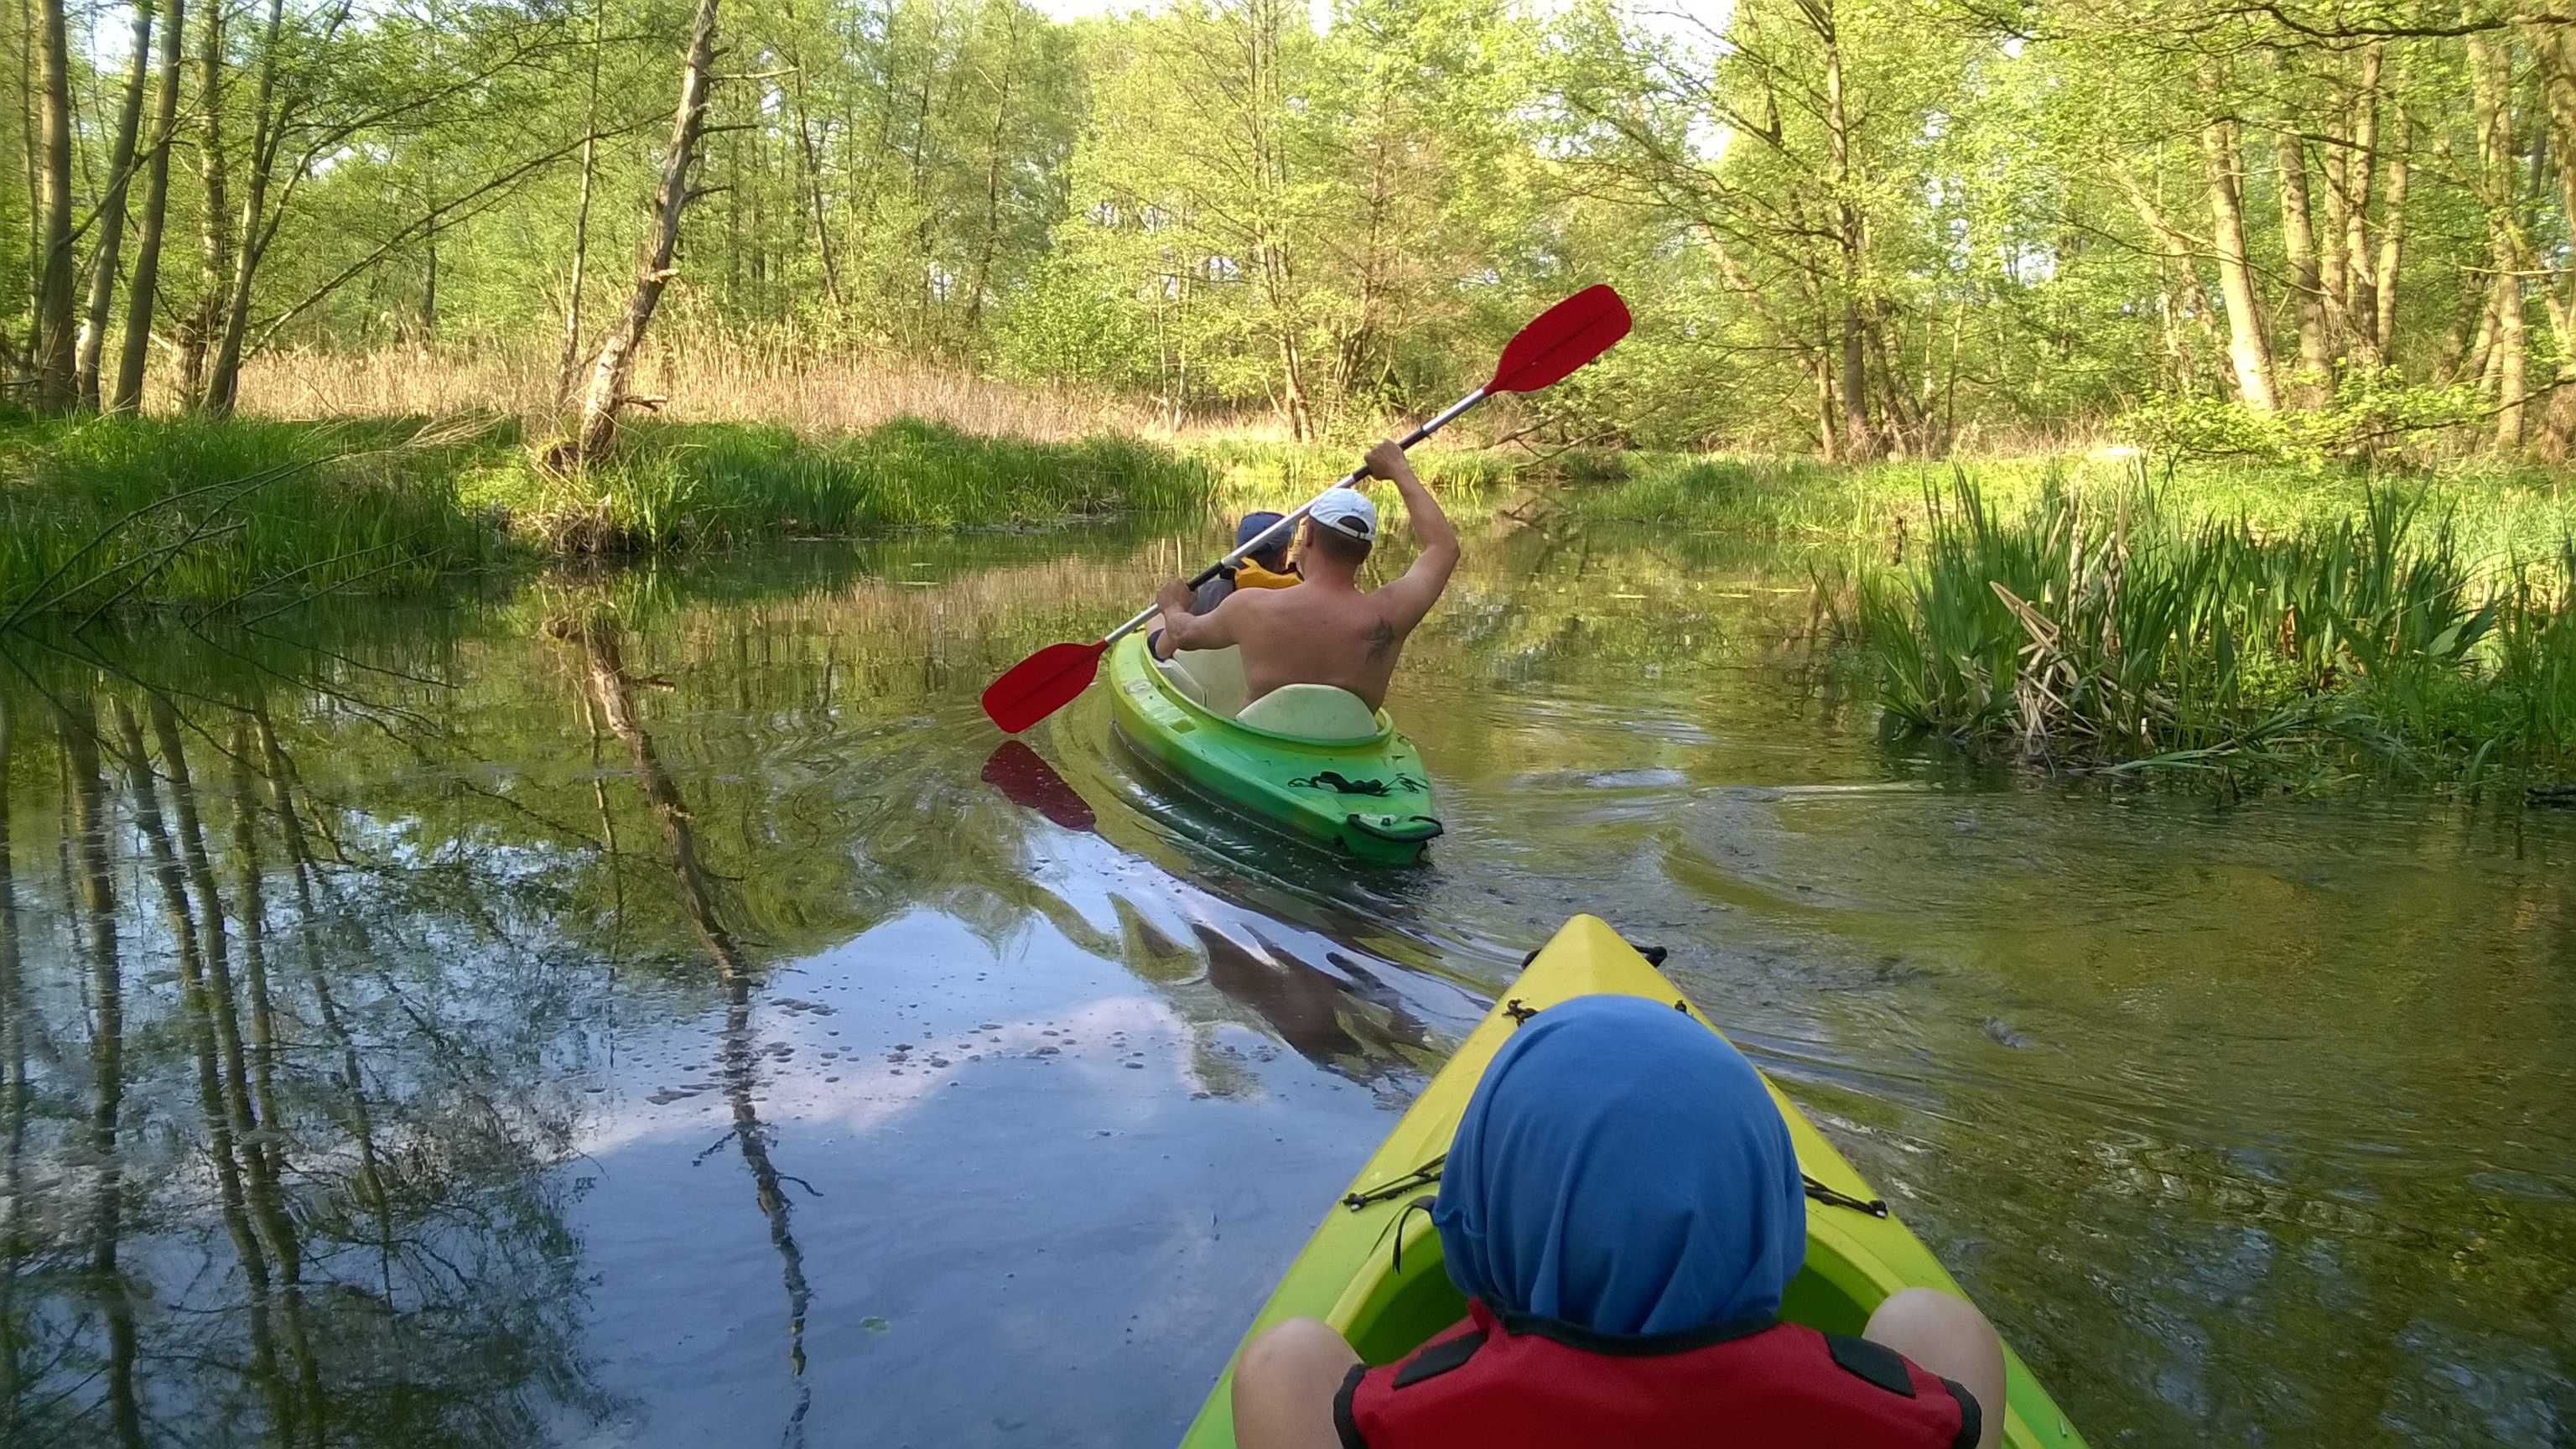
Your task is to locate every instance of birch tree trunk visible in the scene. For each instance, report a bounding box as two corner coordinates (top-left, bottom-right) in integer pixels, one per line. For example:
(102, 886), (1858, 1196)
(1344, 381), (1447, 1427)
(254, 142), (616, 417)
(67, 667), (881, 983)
(2340, 44), (2383, 356)
(2199, 57), (2277, 412)
(2469, 32), (2525, 449)
(1819, 0), (1875, 457)
(202, 0), (289, 417)
(111, 0), (184, 413)
(963, 0), (1023, 335)
(555, 0), (604, 409)
(183, 0), (230, 409)
(566, 0), (722, 466)
(28, 0), (75, 410)
(76, 0), (154, 411)
(2372, 113), (2408, 363)
(2273, 123), (2335, 405)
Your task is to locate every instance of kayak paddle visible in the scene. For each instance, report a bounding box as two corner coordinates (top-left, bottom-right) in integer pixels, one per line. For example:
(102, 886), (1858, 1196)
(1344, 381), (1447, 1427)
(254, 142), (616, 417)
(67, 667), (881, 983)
(980, 283), (1633, 733)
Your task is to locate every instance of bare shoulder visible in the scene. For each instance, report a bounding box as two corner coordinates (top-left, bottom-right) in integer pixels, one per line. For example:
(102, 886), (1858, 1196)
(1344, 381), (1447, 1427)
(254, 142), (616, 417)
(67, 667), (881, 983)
(1366, 562), (1452, 631)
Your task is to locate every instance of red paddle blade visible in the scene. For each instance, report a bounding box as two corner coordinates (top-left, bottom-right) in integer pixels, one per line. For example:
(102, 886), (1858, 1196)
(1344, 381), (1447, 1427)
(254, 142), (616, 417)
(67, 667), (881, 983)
(1487, 284), (1633, 395)
(981, 639), (1107, 733)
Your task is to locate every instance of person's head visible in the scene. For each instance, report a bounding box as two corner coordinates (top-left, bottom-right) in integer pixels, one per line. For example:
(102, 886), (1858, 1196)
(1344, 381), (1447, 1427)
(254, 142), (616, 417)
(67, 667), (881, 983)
(1235, 511), (1291, 572)
(1431, 994), (1805, 1337)
(1298, 492), (1376, 574)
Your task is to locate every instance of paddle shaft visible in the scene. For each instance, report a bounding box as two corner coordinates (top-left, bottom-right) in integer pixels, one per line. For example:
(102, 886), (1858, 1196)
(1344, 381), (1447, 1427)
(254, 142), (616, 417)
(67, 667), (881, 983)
(1100, 385), (1490, 647)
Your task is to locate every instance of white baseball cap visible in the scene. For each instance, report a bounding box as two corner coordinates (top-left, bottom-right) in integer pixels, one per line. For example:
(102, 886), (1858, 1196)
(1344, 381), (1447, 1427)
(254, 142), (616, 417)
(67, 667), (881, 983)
(1309, 489), (1378, 542)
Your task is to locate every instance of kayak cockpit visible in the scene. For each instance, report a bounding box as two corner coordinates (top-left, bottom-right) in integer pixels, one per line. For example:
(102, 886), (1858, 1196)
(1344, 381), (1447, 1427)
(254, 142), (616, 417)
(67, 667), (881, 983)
(1156, 647), (1384, 745)
(1341, 1210), (1883, 1368)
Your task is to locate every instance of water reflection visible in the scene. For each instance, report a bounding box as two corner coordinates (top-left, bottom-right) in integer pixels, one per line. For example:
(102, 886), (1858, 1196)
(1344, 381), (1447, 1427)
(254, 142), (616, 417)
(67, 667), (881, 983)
(0, 521), (2567, 1446)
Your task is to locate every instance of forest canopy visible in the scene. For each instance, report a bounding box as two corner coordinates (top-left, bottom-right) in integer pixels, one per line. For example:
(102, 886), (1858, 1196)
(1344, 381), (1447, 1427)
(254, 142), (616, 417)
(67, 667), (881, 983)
(5, 0), (2575, 459)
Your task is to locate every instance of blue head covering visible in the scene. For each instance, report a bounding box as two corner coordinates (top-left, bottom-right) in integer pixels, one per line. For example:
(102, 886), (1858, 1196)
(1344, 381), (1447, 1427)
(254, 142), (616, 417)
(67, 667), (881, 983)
(1431, 994), (1806, 1336)
(1234, 511), (1289, 568)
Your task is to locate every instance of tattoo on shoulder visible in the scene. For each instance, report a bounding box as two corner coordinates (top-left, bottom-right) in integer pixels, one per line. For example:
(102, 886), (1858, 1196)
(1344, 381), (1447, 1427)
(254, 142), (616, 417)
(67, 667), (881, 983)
(1365, 618), (1398, 662)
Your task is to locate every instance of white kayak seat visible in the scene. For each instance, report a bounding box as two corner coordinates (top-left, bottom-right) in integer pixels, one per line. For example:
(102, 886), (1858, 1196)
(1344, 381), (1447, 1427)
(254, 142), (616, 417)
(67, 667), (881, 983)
(1153, 650), (1208, 707)
(1166, 646), (1249, 718)
(1236, 683), (1381, 743)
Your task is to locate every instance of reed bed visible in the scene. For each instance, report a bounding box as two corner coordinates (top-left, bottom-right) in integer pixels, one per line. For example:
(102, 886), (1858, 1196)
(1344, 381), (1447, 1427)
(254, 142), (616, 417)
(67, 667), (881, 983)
(0, 413), (504, 622)
(474, 417), (1221, 553)
(233, 332), (1166, 441)
(1842, 477), (2576, 784)
(1571, 452), (2576, 569)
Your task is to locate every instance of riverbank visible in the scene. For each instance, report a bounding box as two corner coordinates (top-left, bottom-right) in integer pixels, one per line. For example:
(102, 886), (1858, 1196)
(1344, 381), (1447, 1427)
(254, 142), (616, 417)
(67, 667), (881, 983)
(4, 409), (2571, 631)
(0, 413), (1566, 618)
(1566, 450), (2576, 569)
(1831, 479), (2576, 791)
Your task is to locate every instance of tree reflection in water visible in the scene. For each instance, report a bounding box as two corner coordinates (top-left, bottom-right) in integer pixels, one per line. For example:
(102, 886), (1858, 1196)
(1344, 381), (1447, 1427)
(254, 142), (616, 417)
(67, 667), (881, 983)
(565, 614), (814, 1445)
(0, 652), (605, 1445)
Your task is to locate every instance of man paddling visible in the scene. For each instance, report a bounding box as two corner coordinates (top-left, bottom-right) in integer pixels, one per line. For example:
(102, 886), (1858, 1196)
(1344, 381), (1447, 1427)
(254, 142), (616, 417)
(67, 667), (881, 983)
(1149, 439), (1459, 713)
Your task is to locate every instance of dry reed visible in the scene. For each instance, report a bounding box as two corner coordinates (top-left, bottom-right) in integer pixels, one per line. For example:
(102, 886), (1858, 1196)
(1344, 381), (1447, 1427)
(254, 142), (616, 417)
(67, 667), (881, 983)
(231, 330), (1166, 442)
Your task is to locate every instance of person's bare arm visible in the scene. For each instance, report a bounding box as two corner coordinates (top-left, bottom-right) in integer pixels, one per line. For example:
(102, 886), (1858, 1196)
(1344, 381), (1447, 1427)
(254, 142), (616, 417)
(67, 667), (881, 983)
(1361, 438), (1460, 630)
(1155, 578), (1242, 654)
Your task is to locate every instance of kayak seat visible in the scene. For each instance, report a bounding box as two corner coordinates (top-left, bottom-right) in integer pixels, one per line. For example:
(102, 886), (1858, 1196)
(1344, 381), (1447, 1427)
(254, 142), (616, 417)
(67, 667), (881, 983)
(1163, 647), (1249, 718)
(1237, 684), (1381, 743)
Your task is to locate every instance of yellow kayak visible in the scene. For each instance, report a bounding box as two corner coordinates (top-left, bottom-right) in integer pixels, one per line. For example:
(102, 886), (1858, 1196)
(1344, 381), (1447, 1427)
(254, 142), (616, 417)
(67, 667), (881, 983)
(1178, 914), (2090, 1448)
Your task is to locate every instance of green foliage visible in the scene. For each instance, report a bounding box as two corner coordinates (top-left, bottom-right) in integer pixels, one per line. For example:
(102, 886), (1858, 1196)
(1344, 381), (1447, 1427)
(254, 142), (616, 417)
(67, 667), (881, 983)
(2119, 372), (2488, 467)
(479, 418), (1219, 552)
(0, 414), (503, 619)
(1841, 475), (2576, 785)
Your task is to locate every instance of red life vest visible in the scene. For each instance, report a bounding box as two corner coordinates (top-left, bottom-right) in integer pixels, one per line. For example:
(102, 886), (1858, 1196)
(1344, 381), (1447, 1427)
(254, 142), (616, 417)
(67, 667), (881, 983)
(1334, 1300), (1981, 1449)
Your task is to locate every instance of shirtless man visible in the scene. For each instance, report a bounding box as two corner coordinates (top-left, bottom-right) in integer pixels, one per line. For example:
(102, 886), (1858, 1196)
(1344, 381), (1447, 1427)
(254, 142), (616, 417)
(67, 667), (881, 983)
(1150, 439), (1458, 712)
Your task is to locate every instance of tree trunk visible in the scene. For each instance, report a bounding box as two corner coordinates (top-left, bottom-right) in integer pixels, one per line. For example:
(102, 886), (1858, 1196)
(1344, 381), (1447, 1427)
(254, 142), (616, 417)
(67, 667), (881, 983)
(963, 0), (1022, 335)
(1814, 348), (1837, 460)
(2470, 32), (2525, 449)
(565, 0), (722, 465)
(2199, 57), (2277, 412)
(2372, 114), (2408, 363)
(76, 0), (154, 412)
(111, 0), (184, 413)
(2340, 44), (2383, 354)
(784, 0), (843, 314)
(555, 0), (603, 409)
(28, 0), (75, 409)
(1819, 0), (1875, 458)
(2117, 174), (2223, 392)
(201, 0), (288, 417)
(2272, 121), (2335, 405)
(183, 0), (229, 409)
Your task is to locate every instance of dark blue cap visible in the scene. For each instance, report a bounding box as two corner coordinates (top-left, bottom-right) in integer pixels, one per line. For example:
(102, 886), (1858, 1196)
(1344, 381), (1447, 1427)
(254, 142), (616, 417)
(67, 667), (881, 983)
(1235, 512), (1286, 548)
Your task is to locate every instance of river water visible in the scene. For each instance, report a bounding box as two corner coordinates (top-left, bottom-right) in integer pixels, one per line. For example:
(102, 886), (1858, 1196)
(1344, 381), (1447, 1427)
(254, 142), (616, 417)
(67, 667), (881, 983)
(0, 521), (2568, 1446)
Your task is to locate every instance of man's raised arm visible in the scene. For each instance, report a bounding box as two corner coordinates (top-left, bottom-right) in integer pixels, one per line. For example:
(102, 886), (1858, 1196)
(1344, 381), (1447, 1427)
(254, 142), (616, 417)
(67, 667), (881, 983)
(1364, 438), (1459, 626)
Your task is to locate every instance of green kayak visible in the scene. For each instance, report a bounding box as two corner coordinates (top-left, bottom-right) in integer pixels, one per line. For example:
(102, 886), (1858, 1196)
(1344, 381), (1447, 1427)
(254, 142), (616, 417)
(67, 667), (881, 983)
(1180, 914), (2091, 1449)
(1104, 632), (1442, 865)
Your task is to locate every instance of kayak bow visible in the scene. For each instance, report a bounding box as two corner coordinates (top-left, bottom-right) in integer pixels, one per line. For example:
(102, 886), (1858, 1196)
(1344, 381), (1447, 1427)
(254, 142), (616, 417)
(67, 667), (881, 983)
(1177, 915), (2090, 1449)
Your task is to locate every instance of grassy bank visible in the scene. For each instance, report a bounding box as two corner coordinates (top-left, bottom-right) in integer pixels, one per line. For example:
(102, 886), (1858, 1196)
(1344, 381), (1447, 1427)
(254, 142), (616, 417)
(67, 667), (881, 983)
(1568, 451), (2576, 568)
(0, 413), (1238, 615)
(0, 411), (1577, 615)
(1837, 480), (2576, 790)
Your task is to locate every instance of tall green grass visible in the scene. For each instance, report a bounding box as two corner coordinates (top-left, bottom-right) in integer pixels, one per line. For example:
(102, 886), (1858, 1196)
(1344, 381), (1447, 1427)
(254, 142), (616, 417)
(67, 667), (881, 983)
(0, 413), (504, 621)
(1575, 451), (2576, 567)
(1843, 477), (2576, 784)
(0, 414), (1228, 611)
(474, 417), (1220, 552)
